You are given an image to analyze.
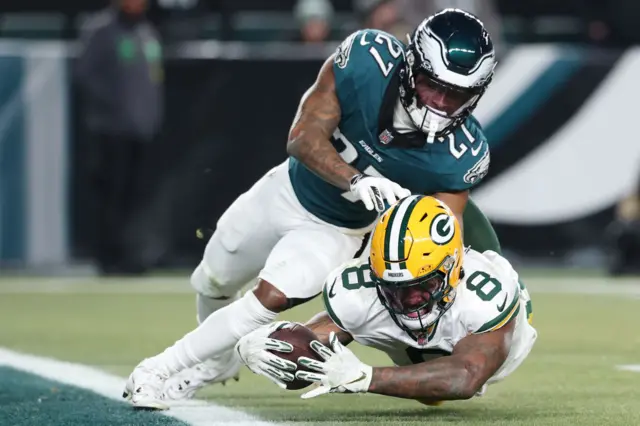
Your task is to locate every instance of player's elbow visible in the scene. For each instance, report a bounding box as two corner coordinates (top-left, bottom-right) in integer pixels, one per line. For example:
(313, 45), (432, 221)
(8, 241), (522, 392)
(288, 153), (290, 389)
(438, 357), (485, 400)
(446, 374), (478, 400)
(286, 127), (306, 158)
(454, 360), (487, 400)
(456, 379), (480, 400)
(286, 137), (299, 157)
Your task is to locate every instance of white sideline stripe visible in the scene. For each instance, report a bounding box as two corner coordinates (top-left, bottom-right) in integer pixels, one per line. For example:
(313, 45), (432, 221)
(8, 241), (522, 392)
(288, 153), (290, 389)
(524, 279), (640, 297)
(617, 365), (640, 373)
(0, 348), (280, 426)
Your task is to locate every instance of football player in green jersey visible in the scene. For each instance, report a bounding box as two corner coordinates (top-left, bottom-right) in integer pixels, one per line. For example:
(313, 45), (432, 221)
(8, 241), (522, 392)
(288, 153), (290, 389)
(124, 9), (506, 409)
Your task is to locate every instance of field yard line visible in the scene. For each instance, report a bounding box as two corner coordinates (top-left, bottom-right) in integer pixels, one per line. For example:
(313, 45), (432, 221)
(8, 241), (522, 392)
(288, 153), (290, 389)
(524, 279), (640, 297)
(0, 348), (282, 426)
(616, 364), (640, 373)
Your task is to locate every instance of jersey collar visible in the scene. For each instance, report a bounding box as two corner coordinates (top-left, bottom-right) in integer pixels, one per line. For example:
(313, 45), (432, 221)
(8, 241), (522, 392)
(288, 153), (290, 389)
(377, 66), (429, 149)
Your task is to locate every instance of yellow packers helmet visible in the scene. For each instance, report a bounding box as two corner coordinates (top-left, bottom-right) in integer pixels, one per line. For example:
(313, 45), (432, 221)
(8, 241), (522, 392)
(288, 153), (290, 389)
(369, 195), (464, 339)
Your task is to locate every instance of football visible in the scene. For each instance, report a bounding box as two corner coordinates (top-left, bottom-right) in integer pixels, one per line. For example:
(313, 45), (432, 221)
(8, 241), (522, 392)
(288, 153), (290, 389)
(268, 323), (323, 390)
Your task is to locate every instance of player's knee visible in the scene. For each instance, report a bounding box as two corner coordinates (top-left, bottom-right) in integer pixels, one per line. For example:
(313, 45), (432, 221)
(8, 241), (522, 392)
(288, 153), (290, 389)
(252, 280), (290, 313)
(190, 262), (239, 299)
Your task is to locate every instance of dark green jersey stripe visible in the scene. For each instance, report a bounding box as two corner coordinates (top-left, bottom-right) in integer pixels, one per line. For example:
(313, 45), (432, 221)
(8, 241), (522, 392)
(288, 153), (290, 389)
(397, 197), (420, 269)
(475, 291), (520, 333)
(323, 285), (347, 331)
(384, 203), (401, 268)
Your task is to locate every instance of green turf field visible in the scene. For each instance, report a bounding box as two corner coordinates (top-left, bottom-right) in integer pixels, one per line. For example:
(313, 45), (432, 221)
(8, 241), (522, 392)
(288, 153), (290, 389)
(0, 274), (639, 426)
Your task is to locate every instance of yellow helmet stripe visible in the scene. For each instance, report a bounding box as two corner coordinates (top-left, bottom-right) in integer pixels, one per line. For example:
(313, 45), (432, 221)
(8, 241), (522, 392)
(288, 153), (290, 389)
(385, 195), (421, 270)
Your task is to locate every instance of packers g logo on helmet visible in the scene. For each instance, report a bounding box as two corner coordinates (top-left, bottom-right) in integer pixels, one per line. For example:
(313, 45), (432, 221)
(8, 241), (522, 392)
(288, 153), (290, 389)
(430, 213), (455, 245)
(369, 195), (464, 339)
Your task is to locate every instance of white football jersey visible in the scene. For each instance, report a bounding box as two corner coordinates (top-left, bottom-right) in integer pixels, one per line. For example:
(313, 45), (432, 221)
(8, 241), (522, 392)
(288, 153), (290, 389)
(322, 249), (537, 390)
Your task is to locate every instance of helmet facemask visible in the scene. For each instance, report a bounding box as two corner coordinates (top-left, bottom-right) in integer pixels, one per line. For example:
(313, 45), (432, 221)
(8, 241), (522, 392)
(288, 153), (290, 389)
(372, 255), (457, 339)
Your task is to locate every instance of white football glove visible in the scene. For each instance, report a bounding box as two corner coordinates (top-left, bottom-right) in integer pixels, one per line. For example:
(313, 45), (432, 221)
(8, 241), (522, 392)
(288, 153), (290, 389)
(234, 321), (299, 389)
(296, 331), (373, 399)
(349, 174), (411, 212)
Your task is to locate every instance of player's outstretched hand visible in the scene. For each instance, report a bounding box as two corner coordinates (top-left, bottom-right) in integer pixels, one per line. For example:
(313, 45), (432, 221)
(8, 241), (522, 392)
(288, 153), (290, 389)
(296, 331), (373, 398)
(235, 322), (298, 389)
(349, 174), (411, 212)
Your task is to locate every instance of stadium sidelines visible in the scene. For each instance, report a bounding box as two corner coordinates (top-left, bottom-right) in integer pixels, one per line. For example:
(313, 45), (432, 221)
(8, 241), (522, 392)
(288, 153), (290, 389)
(0, 348), (283, 426)
(1, 275), (640, 296)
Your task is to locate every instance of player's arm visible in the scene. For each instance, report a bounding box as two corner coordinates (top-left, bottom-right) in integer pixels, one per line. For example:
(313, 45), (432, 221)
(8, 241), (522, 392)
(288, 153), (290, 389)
(297, 317), (515, 400)
(287, 53), (410, 211)
(368, 318), (514, 400)
(287, 55), (358, 191)
(304, 311), (354, 346)
(433, 191), (469, 233)
(233, 311), (353, 389)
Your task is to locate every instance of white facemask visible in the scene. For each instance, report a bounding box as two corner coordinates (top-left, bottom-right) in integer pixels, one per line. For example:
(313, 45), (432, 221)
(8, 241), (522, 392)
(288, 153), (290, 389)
(395, 96), (454, 141)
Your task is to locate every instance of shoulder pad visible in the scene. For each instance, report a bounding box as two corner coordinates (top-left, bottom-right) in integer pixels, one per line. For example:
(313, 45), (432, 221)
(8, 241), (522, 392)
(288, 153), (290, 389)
(322, 257), (378, 333)
(334, 29), (404, 74)
(333, 29), (405, 115)
(458, 250), (521, 334)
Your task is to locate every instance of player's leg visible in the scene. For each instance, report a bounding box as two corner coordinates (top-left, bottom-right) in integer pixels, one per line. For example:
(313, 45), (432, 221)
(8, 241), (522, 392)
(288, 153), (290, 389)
(129, 226), (363, 407)
(160, 221), (277, 399)
(124, 166), (285, 407)
(190, 163), (293, 324)
(462, 197), (502, 254)
(462, 198), (531, 297)
(163, 226), (363, 361)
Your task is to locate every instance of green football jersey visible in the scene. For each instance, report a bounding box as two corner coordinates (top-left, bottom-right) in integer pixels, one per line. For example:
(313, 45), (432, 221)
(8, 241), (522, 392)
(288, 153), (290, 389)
(289, 29), (490, 229)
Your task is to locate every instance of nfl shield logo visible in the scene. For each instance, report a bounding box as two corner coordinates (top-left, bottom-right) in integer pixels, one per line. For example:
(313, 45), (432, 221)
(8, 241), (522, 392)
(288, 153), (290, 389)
(379, 129), (394, 145)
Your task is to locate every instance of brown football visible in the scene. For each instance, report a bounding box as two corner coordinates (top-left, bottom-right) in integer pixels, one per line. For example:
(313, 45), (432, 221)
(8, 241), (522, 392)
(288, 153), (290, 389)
(268, 323), (323, 390)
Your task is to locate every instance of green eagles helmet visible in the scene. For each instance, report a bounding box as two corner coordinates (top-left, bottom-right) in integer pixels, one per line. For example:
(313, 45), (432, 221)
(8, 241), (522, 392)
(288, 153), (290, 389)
(399, 8), (497, 137)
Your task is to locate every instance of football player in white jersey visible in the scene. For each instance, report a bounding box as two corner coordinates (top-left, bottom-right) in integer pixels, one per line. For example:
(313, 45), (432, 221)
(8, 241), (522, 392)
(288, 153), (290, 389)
(236, 196), (537, 403)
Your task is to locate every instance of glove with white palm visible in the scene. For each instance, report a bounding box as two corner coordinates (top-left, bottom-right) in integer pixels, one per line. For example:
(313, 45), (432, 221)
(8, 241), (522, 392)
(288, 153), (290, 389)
(234, 321), (299, 389)
(349, 174), (411, 212)
(296, 331), (373, 399)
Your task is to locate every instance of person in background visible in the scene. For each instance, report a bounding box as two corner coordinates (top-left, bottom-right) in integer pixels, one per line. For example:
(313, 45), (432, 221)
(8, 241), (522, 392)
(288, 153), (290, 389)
(606, 172), (640, 276)
(294, 0), (334, 43)
(581, 0), (640, 46)
(353, 0), (408, 40)
(75, 0), (163, 275)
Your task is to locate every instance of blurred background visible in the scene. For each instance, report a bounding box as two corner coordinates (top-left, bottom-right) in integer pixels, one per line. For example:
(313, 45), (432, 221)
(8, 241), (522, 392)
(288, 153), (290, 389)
(1, 0), (640, 277)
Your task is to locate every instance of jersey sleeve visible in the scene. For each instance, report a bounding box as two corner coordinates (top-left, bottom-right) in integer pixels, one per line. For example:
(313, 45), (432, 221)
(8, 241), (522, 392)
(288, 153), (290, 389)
(321, 257), (376, 333)
(461, 250), (522, 334)
(333, 29), (404, 117)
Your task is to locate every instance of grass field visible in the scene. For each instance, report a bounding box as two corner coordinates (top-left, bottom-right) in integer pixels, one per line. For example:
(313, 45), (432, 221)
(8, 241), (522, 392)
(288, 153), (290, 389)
(0, 273), (639, 426)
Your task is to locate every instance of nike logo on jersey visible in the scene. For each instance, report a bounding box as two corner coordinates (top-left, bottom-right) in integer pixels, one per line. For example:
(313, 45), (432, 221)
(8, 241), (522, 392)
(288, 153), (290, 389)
(497, 294), (508, 312)
(328, 279), (337, 298)
(471, 141), (484, 156)
(360, 33), (370, 46)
